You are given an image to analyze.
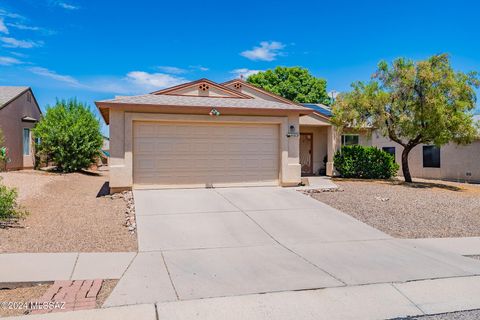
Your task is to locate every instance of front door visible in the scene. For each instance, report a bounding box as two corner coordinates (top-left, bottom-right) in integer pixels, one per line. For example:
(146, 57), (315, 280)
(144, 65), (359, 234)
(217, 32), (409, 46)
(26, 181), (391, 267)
(300, 133), (313, 175)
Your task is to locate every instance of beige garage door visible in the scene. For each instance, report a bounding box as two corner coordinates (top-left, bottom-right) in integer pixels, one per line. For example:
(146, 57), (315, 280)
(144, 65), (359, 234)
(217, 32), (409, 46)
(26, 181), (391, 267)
(133, 121), (279, 187)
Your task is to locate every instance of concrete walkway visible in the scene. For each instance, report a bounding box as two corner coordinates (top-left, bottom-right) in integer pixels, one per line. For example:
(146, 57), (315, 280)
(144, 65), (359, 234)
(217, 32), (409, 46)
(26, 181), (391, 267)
(6, 276), (480, 319)
(104, 187), (480, 307)
(0, 252), (135, 284)
(405, 237), (480, 256)
(297, 176), (339, 190)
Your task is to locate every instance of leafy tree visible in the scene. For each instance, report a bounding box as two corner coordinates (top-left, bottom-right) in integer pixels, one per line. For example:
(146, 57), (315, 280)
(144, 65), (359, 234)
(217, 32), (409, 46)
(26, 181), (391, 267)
(33, 99), (103, 173)
(332, 54), (479, 182)
(247, 66), (330, 104)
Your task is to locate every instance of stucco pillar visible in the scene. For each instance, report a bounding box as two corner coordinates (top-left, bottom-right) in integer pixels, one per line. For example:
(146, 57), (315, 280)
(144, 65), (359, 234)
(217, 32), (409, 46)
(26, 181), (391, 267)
(326, 125), (335, 176)
(282, 114), (301, 186)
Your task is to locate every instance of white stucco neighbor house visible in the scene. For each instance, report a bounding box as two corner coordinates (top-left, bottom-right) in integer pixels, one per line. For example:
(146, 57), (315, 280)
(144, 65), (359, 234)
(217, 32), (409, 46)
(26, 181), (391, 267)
(96, 78), (480, 192)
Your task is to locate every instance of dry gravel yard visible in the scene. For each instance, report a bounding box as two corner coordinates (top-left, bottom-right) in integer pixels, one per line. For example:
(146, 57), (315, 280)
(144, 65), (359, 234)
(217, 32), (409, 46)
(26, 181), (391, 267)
(309, 179), (480, 238)
(0, 170), (137, 253)
(403, 309), (480, 320)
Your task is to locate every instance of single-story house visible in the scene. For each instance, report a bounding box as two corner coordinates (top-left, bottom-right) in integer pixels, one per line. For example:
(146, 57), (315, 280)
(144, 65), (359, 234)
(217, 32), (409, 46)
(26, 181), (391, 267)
(96, 78), (480, 191)
(0, 86), (42, 170)
(96, 78), (321, 192)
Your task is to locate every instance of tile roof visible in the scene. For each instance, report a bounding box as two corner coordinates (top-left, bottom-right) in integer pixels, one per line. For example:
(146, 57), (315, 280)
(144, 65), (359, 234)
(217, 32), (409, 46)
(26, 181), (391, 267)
(97, 94), (311, 112)
(302, 103), (332, 117)
(0, 86), (29, 109)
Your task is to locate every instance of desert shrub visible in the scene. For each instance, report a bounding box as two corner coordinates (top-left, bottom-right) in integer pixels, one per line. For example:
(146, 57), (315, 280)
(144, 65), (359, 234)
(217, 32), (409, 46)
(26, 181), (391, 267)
(334, 145), (399, 179)
(0, 182), (25, 220)
(33, 99), (103, 173)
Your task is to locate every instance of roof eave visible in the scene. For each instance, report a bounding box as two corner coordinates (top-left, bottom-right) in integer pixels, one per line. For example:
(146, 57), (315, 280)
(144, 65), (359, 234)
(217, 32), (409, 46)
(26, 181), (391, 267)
(0, 87), (30, 111)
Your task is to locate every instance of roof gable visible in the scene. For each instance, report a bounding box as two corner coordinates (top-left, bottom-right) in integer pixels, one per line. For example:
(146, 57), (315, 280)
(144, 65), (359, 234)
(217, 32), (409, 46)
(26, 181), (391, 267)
(0, 86), (29, 110)
(151, 78), (252, 99)
(222, 79), (301, 105)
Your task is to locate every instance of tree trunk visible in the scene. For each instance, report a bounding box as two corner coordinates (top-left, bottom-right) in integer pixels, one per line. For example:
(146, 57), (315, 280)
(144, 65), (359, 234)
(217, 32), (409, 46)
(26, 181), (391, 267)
(401, 147), (413, 183)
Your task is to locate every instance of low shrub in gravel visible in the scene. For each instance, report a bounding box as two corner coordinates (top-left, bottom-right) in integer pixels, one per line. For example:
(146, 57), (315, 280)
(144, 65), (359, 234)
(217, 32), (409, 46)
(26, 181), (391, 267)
(334, 145), (399, 179)
(0, 181), (26, 221)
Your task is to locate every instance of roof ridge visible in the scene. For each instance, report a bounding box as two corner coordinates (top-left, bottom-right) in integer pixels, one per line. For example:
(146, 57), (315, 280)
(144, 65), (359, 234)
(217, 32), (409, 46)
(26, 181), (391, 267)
(150, 78), (253, 99)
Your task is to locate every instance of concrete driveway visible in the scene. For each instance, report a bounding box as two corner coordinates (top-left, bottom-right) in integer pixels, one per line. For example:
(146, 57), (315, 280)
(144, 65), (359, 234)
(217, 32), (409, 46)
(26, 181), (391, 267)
(105, 187), (480, 307)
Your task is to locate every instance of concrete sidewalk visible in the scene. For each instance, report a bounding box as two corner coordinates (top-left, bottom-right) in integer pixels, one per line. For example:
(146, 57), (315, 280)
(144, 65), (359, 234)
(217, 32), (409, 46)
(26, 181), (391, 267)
(0, 252), (136, 283)
(6, 276), (480, 320)
(405, 237), (480, 256)
(6, 304), (155, 320)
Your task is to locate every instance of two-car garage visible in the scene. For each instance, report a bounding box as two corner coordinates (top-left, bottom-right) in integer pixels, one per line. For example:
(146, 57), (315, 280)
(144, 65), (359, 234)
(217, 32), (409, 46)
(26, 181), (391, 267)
(133, 121), (280, 188)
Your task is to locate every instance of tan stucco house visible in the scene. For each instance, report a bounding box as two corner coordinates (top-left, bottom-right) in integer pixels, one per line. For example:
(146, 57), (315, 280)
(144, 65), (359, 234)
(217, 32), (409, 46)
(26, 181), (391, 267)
(96, 79), (318, 192)
(97, 78), (480, 191)
(0, 86), (42, 170)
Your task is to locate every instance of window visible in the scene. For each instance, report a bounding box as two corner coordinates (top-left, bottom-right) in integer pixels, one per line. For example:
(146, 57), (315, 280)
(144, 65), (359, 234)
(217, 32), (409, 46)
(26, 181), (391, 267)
(341, 134), (359, 146)
(423, 146), (440, 168)
(382, 147), (396, 158)
(23, 128), (30, 155)
(27, 92), (31, 102)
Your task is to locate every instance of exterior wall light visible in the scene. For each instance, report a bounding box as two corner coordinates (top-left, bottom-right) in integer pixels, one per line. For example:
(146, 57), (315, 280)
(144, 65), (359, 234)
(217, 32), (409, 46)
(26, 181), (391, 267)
(287, 125), (299, 137)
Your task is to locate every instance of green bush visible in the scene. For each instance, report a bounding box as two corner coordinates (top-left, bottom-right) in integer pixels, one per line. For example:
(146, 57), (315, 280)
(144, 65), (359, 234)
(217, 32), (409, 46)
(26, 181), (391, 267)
(334, 145), (399, 179)
(33, 99), (103, 173)
(0, 182), (25, 220)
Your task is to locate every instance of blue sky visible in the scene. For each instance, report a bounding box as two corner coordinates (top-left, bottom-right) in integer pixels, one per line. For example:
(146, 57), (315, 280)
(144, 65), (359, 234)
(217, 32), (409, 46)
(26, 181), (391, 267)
(1, 0), (479, 128)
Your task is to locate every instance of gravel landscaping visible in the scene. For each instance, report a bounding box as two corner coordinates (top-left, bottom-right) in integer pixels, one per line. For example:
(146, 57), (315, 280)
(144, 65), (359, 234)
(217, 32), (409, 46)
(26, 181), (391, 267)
(0, 170), (137, 253)
(395, 309), (480, 320)
(308, 179), (480, 238)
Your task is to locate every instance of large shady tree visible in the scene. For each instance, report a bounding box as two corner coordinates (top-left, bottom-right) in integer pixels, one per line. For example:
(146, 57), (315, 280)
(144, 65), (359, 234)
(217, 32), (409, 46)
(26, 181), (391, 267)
(247, 66), (331, 105)
(332, 54), (479, 182)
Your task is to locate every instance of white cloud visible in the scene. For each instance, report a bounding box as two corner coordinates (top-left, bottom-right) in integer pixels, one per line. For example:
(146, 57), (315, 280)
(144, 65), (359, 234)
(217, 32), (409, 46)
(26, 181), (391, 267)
(0, 37), (42, 48)
(156, 66), (187, 74)
(189, 65), (209, 71)
(240, 41), (285, 61)
(0, 56), (22, 66)
(29, 67), (81, 86)
(7, 23), (55, 36)
(230, 68), (262, 79)
(0, 9), (25, 20)
(125, 71), (186, 90)
(9, 51), (27, 57)
(25, 67), (187, 95)
(56, 2), (80, 10)
(0, 18), (8, 34)
(6, 23), (39, 31)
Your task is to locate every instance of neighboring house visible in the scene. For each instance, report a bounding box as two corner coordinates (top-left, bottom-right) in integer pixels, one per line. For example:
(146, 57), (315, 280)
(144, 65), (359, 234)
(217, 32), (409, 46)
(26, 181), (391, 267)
(0, 87), (42, 170)
(96, 79), (313, 192)
(301, 105), (480, 183)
